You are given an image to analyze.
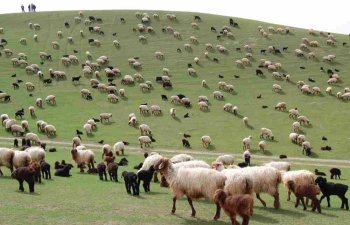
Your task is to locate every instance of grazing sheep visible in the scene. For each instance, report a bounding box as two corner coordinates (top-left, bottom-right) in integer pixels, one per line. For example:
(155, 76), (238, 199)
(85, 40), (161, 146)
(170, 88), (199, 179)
(171, 154), (194, 163)
(25, 133), (40, 145)
(286, 180), (321, 213)
(25, 147), (45, 164)
(258, 140), (266, 152)
(297, 116), (310, 125)
(138, 136), (152, 148)
(275, 102), (286, 111)
(139, 105), (149, 115)
(289, 108), (300, 119)
(12, 150), (31, 169)
(201, 135), (211, 148)
(100, 113), (112, 123)
(107, 162), (119, 182)
(45, 95), (56, 105)
(71, 148), (95, 172)
(214, 189), (254, 225)
(113, 141), (129, 155)
(170, 108), (176, 118)
(282, 170), (316, 201)
(242, 117), (249, 127)
(137, 165), (155, 192)
(198, 101), (209, 111)
(272, 84), (282, 92)
(242, 136), (252, 150)
(44, 125), (56, 136)
(155, 157), (226, 220)
(213, 91), (224, 100)
(260, 128), (274, 140)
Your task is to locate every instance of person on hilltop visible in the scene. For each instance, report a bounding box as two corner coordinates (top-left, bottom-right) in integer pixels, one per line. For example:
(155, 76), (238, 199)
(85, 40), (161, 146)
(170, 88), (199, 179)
(28, 4), (31, 12)
(21, 4), (25, 12)
(32, 3), (36, 12)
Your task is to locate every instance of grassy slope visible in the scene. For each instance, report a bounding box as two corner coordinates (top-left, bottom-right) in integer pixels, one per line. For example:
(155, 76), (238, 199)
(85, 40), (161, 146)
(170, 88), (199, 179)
(0, 147), (350, 225)
(0, 11), (350, 159)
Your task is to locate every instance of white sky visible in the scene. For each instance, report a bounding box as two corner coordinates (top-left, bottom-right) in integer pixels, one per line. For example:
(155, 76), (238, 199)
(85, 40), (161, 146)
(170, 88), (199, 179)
(1, 0), (349, 34)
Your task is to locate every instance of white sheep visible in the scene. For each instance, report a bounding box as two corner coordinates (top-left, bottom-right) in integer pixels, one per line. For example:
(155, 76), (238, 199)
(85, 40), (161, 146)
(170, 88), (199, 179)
(242, 117), (249, 127)
(198, 101), (209, 111)
(0, 148), (15, 175)
(71, 148), (95, 172)
(297, 135), (306, 145)
(25, 132), (41, 145)
(292, 122), (301, 133)
(326, 87), (332, 95)
(260, 128), (274, 140)
(113, 141), (128, 155)
(44, 125), (56, 136)
(156, 157), (226, 219)
(170, 108), (176, 118)
(72, 136), (81, 148)
(171, 154), (194, 163)
(100, 113), (112, 123)
(213, 91), (224, 100)
(272, 84), (282, 92)
(139, 105), (149, 115)
(223, 103), (233, 113)
(275, 102), (286, 111)
(107, 94), (119, 103)
(83, 123), (92, 135)
(10, 124), (24, 136)
(139, 124), (152, 136)
(258, 140), (266, 152)
(201, 135), (211, 148)
(13, 151), (31, 168)
(138, 136), (152, 148)
(242, 136), (252, 150)
(288, 108), (300, 119)
(264, 161), (291, 172)
(45, 95), (56, 105)
(25, 147), (45, 162)
(297, 116), (310, 125)
(215, 155), (234, 166)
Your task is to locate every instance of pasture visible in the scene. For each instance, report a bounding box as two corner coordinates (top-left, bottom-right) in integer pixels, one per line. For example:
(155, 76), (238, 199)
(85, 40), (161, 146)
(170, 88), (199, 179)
(0, 10), (350, 225)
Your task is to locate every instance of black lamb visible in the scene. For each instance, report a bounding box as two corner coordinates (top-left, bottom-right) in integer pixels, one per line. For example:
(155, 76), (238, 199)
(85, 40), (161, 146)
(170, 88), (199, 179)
(40, 160), (51, 179)
(121, 171), (139, 196)
(315, 176), (349, 210)
(330, 168), (341, 179)
(137, 165), (155, 193)
(97, 162), (107, 181)
(54, 164), (73, 177)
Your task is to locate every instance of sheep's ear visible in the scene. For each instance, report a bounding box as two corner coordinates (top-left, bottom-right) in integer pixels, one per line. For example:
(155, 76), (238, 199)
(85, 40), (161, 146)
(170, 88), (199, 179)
(158, 162), (165, 170)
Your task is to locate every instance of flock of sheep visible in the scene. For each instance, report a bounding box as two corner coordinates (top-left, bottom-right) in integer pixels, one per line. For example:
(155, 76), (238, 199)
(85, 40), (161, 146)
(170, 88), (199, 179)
(0, 9), (349, 224)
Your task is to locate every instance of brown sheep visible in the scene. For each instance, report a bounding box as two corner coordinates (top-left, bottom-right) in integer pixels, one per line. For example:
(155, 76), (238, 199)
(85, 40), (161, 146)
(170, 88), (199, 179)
(11, 162), (39, 192)
(214, 189), (254, 225)
(287, 180), (321, 213)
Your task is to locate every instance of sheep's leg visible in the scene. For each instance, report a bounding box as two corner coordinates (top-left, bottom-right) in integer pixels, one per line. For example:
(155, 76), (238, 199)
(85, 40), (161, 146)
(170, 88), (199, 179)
(273, 192), (280, 209)
(143, 182), (148, 192)
(230, 216), (238, 225)
(213, 202), (221, 220)
(27, 177), (35, 193)
(187, 196), (196, 217)
(153, 172), (159, 183)
(18, 179), (24, 192)
(295, 197), (300, 208)
(287, 190), (291, 201)
(48, 170), (51, 179)
(300, 197), (307, 210)
(326, 196), (331, 207)
(256, 193), (266, 207)
(343, 197), (349, 210)
(172, 196), (177, 214)
(125, 182), (131, 194)
(319, 195), (326, 205)
(242, 215), (250, 225)
(103, 171), (107, 181)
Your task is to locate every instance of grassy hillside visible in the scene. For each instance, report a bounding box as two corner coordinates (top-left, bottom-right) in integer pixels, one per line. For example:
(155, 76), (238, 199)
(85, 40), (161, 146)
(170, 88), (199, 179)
(1, 10), (350, 225)
(1, 10), (350, 159)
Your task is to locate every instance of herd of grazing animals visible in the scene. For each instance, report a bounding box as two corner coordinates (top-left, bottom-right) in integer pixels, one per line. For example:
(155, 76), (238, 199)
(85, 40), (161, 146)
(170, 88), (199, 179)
(0, 10), (350, 224)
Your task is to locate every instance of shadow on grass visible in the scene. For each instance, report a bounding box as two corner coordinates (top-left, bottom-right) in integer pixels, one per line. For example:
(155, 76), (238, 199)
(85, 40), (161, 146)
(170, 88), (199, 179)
(208, 145), (216, 151)
(175, 215), (228, 225)
(251, 212), (280, 223)
(257, 206), (306, 217)
(247, 124), (254, 130)
(262, 149), (273, 156)
(173, 116), (181, 122)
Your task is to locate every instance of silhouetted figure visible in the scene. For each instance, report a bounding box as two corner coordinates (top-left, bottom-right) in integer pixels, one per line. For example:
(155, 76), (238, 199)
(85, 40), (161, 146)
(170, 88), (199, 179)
(21, 4), (25, 12)
(28, 4), (31, 12)
(21, 138), (26, 147)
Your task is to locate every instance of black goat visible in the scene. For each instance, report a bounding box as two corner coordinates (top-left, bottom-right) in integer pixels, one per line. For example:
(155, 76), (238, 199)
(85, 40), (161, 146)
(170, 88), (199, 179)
(330, 168), (341, 179)
(315, 177), (349, 210)
(92, 118), (100, 123)
(282, 47), (288, 51)
(184, 113), (189, 118)
(229, 18), (234, 26)
(213, 58), (219, 63)
(121, 171), (139, 195)
(120, 17), (125, 23)
(177, 94), (186, 99)
(308, 78), (315, 83)
(64, 22), (70, 28)
(210, 27), (217, 32)
(72, 76), (81, 83)
(320, 145), (332, 151)
(40, 160), (51, 179)
(161, 94), (168, 101)
(194, 15), (201, 21)
(14, 139), (19, 148)
(279, 155), (287, 159)
(315, 169), (326, 176)
(12, 83), (19, 89)
(43, 78), (52, 84)
(184, 133), (191, 138)
(260, 49), (266, 54)
(137, 165), (155, 192)
(182, 138), (191, 148)
(118, 157), (129, 166)
(76, 130), (83, 135)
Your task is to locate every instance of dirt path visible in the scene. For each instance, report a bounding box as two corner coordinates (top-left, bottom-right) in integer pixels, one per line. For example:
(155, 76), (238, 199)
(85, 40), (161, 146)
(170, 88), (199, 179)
(1, 137), (350, 168)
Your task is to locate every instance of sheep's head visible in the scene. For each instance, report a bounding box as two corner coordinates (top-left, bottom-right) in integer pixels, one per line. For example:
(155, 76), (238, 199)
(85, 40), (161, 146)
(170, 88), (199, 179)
(122, 141), (129, 146)
(211, 161), (224, 171)
(213, 189), (227, 204)
(71, 149), (78, 160)
(315, 176), (327, 186)
(154, 157), (169, 171)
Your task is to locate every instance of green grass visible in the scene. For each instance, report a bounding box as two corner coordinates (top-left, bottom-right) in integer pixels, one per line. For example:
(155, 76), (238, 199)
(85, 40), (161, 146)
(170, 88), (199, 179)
(1, 10), (350, 225)
(0, 148), (350, 225)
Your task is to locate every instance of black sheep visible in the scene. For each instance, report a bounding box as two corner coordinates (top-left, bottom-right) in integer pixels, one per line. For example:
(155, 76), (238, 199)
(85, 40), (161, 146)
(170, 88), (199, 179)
(256, 69), (264, 76)
(279, 155), (288, 159)
(13, 139), (18, 148)
(118, 158), (128, 166)
(97, 162), (107, 181)
(40, 160), (51, 179)
(107, 162), (119, 182)
(315, 177), (349, 210)
(330, 168), (341, 179)
(121, 171), (139, 195)
(182, 138), (191, 148)
(161, 94), (168, 101)
(11, 166), (36, 192)
(137, 165), (155, 192)
(134, 163), (143, 170)
(54, 164), (73, 177)
(321, 145), (332, 151)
